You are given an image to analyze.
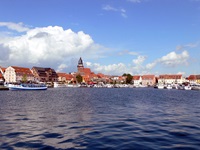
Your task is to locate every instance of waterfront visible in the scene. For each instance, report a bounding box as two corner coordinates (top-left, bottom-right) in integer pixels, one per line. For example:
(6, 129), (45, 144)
(0, 88), (200, 150)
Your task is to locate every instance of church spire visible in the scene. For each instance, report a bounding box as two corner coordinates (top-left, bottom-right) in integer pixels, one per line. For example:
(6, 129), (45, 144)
(78, 57), (83, 66)
(77, 57), (84, 72)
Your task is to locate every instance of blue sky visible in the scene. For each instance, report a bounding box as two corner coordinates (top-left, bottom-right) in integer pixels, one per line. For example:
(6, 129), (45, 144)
(0, 0), (200, 76)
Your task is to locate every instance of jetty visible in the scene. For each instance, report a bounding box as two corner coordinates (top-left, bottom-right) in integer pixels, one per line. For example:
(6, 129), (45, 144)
(0, 85), (9, 90)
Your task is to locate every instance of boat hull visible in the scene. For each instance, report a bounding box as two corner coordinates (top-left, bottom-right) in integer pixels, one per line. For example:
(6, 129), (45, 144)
(8, 84), (47, 90)
(9, 86), (47, 90)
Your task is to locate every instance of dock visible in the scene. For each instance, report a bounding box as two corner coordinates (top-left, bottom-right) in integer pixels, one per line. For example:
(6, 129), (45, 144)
(0, 86), (9, 90)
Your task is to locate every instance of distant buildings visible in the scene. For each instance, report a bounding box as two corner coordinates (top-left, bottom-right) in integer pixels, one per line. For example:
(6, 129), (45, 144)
(132, 75), (156, 86)
(77, 57), (98, 83)
(57, 73), (76, 83)
(0, 58), (199, 85)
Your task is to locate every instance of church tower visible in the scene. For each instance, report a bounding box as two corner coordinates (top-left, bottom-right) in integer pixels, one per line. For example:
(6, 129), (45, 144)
(77, 57), (84, 73)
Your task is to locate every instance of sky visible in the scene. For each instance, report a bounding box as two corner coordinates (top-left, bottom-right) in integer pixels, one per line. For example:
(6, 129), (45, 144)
(0, 0), (200, 76)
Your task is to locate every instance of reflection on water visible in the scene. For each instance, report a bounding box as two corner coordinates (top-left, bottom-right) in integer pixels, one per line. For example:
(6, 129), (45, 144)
(0, 88), (200, 149)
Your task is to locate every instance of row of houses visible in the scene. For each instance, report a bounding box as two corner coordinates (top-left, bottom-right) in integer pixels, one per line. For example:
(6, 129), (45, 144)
(0, 58), (199, 85)
(0, 66), (58, 83)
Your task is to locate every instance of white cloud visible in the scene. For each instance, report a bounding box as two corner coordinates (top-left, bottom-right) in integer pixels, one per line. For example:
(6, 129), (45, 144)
(132, 55), (146, 65)
(0, 22), (193, 76)
(145, 50), (189, 70)
(146, 62), (156, 70)
(85, 51), (190, 75)
(84, 55), (148, 75)
(0, 22), (30, 32)
(176, 42), (199, 51)
(0, 24), (107, 72)
(57, 64), (68, 72)
(102, 5), (118, 11)
(86, 62), (131, 75)
(177, 72), (185, 75)
(102, 5), (127, 18)
(158, 51), (189, 67)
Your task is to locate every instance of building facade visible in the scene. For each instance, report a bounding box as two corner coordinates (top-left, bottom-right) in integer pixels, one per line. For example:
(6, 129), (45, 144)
(4, 66), (34, 83)
(132, 75), (142, 86)
(57, 73), (75, 83)
(158, 74), (184, 84)
(32, 67), (58, 82)
(188, 75), (200, 84)
(142, 75), (156, 86)
(77, 57), (95, 83)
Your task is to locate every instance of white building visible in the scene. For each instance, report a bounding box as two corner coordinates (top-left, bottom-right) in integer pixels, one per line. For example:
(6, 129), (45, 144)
(133, 75), (142, 86)
(4, 66), (34, 83)
(158, 74), (185, 84)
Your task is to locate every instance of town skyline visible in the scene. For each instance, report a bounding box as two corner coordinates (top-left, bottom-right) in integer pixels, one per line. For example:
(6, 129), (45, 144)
(0, 0), (200, 76)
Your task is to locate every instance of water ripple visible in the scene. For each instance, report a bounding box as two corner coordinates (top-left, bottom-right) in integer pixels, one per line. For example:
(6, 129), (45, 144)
(0, 88), (200, 149)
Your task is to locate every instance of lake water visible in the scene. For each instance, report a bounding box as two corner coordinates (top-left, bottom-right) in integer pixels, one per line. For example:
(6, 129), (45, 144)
(0, 87), (200, 150)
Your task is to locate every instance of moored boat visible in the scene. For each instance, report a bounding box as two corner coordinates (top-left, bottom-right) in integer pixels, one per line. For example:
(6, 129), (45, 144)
(54, 82), (67, 88)
(191, 84), (200, 90)
(184, 85), (192, 90)
(157, 84), (164, 89)
(166, 84), (172, 89)
(7, 83), (47, 90)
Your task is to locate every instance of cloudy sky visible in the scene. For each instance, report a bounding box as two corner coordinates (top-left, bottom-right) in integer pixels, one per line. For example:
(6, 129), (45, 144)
(0, 0), (200, 76)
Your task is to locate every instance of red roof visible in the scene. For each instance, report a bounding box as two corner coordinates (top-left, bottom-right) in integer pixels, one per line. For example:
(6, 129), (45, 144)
(97, 73), (105, 78)
(159, 74), (182, 79)
(11, 66), (33, 75)
(57, 72), (67, 77)
(83, 68), (91, 75)
(133, 75), (141, 80)
(57, 73), (74, 80)
(188, 75), (200, 80)
(65, 74), (74, 80)
(142, 75), (155, 80)
(0, 67), (6, 72)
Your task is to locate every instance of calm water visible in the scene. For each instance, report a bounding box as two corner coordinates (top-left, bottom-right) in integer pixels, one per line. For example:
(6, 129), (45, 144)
(0, 88), (200, 150)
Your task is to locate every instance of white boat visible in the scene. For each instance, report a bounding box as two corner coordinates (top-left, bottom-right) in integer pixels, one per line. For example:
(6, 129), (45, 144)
(54, 82), (66, 88)
(184, 85), (192, 90)
(106, 84), (113, 88)
(166, 84), (172, 89)
(191, 84), (200, 90)
(7, 84), (47, 90)
(157, 84), (164, 89)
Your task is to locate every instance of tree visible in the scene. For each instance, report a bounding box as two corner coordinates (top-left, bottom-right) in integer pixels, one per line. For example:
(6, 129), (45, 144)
(22, 74), (27, 83)
(122, 73), (133, 84)
(76, 74), (83, 83)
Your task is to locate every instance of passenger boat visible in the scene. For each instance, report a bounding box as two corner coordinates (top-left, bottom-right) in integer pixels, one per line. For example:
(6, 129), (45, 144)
(7, 83), (47, 90)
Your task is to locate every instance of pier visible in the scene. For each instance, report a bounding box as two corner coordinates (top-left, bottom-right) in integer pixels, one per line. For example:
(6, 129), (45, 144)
(0, 85), (9, 90)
